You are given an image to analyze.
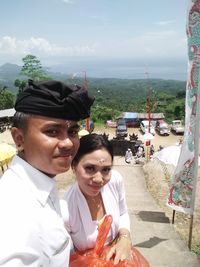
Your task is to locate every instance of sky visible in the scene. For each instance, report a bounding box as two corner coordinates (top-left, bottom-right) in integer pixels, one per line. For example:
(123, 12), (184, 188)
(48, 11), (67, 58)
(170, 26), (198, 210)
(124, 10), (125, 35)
(0, 0), (189, 80)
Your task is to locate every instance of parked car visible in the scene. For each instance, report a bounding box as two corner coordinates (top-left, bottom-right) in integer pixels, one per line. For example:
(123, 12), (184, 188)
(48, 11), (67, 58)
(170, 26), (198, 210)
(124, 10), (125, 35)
(116, 120), (128, 138)
(155, 120), (170, 136)
(106, 120), (117, 128)
(117, 118), (126, 126)
(171, 120), (184, 135)
(116, 125), (128, 138)
(140, 120), (155, 135)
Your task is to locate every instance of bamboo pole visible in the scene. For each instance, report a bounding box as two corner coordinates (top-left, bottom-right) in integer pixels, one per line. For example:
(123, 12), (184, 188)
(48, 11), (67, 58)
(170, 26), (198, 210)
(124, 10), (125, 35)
(172, 210), (176, 224)
(188, 215), (194, 250)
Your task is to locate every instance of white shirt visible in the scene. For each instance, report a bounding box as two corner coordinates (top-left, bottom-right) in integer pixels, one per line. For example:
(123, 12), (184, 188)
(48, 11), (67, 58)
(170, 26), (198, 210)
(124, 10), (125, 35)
(137, 146), (143, 157)
(125, 150), (133, 162)
(0, 155), (70, 267)
(62, 170), (130, 251)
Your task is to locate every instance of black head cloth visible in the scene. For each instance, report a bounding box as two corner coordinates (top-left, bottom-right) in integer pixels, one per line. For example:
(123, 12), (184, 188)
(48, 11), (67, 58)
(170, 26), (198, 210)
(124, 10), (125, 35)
(15, 80), (95, 120)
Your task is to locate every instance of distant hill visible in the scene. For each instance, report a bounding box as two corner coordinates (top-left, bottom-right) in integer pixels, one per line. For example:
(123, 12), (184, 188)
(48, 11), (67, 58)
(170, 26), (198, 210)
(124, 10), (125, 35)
(0, 63), (187, 122)
(0, 63), (21, 93)
(0, 62), (187, 97)
(0, 63), (71, 93)
(0, 63), (21, 73)
(0, 63), (62, 93)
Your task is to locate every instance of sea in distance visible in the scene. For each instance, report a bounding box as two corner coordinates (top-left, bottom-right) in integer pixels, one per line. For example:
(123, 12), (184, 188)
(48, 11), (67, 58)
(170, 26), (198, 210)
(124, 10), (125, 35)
(49, 57), (188, 81)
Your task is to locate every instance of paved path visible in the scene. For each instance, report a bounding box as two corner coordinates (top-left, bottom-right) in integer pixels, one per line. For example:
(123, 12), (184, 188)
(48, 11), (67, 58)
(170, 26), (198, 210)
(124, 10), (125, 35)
(113, 156), (200, 267)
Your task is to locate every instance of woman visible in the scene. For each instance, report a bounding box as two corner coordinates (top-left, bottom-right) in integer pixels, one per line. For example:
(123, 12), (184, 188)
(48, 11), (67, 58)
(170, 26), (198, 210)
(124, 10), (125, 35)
(63, 133), (131, 264)
(63, 134), (149, 266)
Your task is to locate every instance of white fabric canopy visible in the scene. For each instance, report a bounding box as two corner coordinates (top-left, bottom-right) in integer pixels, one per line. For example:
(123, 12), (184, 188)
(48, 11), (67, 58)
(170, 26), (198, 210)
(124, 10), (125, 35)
(155, 145), (200, 167)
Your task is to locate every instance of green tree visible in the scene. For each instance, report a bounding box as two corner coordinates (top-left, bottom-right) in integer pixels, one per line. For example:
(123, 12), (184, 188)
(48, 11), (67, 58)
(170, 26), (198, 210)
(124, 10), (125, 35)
(14, 79), (27, 96)
(20, 54), (50, 81)
(0, 86), (14, 109)
(174, 105), (181, 119)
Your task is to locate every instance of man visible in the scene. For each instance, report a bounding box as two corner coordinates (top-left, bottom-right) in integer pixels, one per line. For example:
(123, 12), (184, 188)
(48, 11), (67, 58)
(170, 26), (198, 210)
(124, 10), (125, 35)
(125, 148), (133, 164)
(0, 80), (94, 266)
(136, 145), (144, 158)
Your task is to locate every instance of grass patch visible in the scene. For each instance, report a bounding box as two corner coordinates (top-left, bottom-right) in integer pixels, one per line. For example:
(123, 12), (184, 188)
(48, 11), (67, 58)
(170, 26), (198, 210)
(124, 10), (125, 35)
(192, 244), (200, 261)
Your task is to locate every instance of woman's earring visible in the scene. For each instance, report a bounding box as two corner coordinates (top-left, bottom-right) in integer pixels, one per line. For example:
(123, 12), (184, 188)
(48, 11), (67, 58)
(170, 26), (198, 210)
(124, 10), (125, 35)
(17, 144), (24, 152)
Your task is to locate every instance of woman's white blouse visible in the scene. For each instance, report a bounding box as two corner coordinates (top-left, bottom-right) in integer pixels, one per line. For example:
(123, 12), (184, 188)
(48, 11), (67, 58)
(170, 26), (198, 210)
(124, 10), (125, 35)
(0, 155), (70, 267)
(63, 169), (130, 251)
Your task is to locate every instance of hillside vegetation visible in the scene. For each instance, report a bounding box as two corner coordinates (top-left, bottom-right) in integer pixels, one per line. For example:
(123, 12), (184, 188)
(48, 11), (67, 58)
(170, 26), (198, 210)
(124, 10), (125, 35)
(0, 62), (186, 123)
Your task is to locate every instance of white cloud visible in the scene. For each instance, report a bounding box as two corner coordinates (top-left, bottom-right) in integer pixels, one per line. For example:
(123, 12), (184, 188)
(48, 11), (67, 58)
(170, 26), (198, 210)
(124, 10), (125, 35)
(0, 36), (96, 58)
(90, 15), (107, 23)
(61, 0), (74, 4)
(155, 20), (176, 26)
(0, 31), (187, 65)
(94, 30), (187, 59)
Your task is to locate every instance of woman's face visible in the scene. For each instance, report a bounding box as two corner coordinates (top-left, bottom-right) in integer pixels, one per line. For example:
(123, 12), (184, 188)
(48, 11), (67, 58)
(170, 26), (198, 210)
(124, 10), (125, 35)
(74, 148), (113, 197)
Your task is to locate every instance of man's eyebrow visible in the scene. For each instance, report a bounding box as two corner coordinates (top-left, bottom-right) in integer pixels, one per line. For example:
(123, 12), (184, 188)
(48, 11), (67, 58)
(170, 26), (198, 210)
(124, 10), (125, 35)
(42, 123), (61, 128)
(69, 124), (80, 129)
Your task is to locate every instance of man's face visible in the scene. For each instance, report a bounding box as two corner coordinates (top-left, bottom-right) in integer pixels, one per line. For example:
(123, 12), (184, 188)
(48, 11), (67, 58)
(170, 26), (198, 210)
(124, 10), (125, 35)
(12, 116), (80, 176)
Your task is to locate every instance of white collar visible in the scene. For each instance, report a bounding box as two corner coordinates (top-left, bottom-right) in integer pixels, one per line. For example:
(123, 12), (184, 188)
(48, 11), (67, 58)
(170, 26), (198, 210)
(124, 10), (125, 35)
(10, 155), (56, 207)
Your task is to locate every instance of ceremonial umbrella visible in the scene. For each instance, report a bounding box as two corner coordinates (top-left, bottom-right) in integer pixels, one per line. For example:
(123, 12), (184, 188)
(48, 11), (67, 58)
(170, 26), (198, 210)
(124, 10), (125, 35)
(155, 145), (181, 166)
(78, 129), (89, 137)
(0, 143), (16, 170)
(155, 145), (200, 167)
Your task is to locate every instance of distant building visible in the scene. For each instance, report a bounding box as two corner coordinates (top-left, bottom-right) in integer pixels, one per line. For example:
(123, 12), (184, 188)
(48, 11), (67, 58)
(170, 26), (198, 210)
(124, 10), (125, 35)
(0, 108), (15, 119)
(137, 113), (165, 127)
(0, 108), (15, 127)
(122, 112), (139, 127)
(117, 112), (165, 127)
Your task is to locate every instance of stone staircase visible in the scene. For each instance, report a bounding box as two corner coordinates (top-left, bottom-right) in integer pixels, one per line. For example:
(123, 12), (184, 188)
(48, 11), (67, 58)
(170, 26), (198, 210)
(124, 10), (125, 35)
(113, 158), (200, 267)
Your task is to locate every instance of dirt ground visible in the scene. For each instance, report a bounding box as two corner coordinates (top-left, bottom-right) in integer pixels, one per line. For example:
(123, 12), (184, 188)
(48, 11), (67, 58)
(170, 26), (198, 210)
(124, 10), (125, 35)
(94, 125), (183, 150)
(143, 158), (200, 252)
(0, 124), (182, 149)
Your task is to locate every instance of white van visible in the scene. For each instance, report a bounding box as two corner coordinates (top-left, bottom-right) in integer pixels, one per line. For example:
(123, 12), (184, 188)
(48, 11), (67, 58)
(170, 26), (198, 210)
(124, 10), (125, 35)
(140, 120), (155, 135)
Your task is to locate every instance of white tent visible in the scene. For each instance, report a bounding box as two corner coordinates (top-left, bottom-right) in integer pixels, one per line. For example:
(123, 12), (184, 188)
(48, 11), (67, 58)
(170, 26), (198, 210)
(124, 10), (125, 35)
(154, 145), (200, 167)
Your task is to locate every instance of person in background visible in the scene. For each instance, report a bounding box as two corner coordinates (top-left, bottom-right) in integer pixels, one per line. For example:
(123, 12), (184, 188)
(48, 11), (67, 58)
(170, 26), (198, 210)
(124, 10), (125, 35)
(63, 133), (132, 264)
(136, 145), (144, 158)
(179, 137), (183, 145)
(150, 144), (155, 156)
(0, 80), (94, 267)
(125, 148), (133, 163)
(158, 145), (164, 151)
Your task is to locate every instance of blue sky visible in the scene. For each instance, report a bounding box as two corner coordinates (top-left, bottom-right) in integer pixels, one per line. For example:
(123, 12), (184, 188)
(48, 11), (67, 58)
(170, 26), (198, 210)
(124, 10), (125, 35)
(0, 0), (189, 79)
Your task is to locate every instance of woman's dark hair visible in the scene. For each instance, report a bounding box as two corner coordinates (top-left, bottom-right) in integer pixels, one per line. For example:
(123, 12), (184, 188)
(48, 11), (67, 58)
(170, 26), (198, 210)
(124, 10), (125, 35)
(72, 133), (114, 166)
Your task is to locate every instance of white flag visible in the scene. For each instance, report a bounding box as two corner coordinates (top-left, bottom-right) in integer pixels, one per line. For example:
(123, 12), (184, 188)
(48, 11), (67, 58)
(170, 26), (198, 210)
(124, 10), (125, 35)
(167, 0), (200, 214)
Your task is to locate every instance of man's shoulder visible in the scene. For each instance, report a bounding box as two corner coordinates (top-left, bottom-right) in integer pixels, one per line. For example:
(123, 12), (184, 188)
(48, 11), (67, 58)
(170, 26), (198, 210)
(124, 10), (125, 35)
(0, 169), (22, 193)
(63, 183), (78, 203)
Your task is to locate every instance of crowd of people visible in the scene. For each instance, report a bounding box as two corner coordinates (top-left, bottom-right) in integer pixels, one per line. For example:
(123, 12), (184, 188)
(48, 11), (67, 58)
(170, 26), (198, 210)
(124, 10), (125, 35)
(0, 79), (150, 267)
(124, 143), (166, 165)
(125, 145), (145, 165)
